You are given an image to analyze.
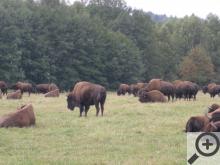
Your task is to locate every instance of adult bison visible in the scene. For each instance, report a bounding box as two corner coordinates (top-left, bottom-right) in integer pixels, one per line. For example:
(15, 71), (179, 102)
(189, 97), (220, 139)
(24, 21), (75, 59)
(36, 83), (58, 94)
(146, 79), (175, 101)
(175, 81), (199, 100)
(11, 82), (33, 96)
(7, 90), (22, 99)
(130, 82), (148, 96)
(0, 104), (35, 128)
(117, 84), (130, 95)
(138, 90), (167, 103)
(202, 83), (220, 98)
(185, 116), (210, 132)
(67, 81), (106, 117)
(0, 81), (7, 95)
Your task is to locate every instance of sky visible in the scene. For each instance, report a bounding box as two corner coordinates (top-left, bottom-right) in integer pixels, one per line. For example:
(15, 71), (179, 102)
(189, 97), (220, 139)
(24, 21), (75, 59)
(71, 0), (220, 19)
(125, 0), (220, 18)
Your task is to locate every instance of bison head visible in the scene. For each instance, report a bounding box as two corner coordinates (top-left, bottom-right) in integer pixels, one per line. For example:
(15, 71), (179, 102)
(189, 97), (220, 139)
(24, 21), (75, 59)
(202, 86), (208, 94)
(67, 93), (76, 111)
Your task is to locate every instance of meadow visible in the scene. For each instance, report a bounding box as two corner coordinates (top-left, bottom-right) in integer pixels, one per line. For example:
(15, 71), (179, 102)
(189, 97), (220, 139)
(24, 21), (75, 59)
(0, 92), (219, 165)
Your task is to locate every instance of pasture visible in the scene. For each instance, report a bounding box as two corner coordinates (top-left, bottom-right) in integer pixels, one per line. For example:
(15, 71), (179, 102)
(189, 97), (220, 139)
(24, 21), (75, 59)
(0, 92), (219, 165)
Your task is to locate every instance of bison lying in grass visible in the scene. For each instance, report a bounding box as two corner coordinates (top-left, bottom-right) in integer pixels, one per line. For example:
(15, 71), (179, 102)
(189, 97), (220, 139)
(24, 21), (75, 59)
(138, 90), (167, 103)
(45, 89), (59, 97)
(67, 81), (106, 117)
(0, 104), (35, 128)
(7, 90), (22, 99)
(185, 103), (220, 132)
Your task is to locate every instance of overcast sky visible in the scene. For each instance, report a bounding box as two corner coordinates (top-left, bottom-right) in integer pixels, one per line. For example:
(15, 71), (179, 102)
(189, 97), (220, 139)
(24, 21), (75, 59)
(71, 0), (220, 18)
(125, 0), (220, 18)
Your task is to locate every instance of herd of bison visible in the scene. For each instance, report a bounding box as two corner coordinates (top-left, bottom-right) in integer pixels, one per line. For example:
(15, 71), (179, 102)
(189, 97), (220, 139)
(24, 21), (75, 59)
(0, 79), (220, 133)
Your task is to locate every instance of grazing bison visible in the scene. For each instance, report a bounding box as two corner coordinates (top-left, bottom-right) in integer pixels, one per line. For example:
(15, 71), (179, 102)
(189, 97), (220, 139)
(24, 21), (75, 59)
(67, 81), (106, 117)
(0, 104), (35, 128)
(36, 83), (58, 94)
(185, 116), (210, 132)
(7, 90), (22, 99)
(0, 81), (7, 95)
(45, 89), (59, 97)
(130, 83), (148, 96)
(117, 84), (130, 95)
(146, 79), (175, 101)
(138, 90), (167, 103)
(11, 82), (33, 96)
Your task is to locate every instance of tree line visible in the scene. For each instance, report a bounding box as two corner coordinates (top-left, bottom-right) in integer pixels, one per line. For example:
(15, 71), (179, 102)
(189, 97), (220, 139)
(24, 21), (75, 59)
(0, 0), (219, 90)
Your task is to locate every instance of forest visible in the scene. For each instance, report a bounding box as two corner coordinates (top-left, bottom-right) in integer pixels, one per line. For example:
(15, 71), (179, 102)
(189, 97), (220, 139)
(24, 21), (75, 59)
(0, 0), (219, 90)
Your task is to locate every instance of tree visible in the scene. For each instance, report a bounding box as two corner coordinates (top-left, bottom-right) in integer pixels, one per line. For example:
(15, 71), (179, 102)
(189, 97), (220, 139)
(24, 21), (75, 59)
(179, 46), (214, 84)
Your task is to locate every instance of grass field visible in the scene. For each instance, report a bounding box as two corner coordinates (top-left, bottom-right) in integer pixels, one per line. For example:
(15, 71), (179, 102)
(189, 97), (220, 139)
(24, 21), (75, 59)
(0, 92), (219, 165)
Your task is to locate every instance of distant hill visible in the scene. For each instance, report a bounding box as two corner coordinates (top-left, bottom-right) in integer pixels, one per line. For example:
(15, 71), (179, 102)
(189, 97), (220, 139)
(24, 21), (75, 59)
(147, 11), (170, 22)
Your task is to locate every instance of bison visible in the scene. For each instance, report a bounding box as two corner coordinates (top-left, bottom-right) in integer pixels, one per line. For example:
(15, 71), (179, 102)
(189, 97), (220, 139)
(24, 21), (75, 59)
(7, 90), (22, 99)
(146, 79), (175, 101)
(67, 81), (106, 117)
(117, 84), (130, 95)
(185, 116), (210, 132)
(0, 104), (35, 128)
(36, 83), (59, 94)
(11, 82), (33, 96)
(45, 89), (59, 97)
(175, 81), (199, 100)
(130, 83), (148, 96)
(0, 81), (7, 95)
(202, 83), (220, 98)
(138, 90), (167, 103)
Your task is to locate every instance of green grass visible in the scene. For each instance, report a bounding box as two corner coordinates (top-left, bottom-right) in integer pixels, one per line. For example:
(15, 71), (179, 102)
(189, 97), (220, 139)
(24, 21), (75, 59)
(0, 92), (219, 165)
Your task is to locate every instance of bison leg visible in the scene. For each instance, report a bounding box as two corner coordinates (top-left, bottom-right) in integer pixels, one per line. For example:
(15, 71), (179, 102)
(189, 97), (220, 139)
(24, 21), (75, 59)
(100, 103), (104, 116)
(79, 105), (84, 117)
(95, 103), (100, 117)
(84, 105), (90, 117)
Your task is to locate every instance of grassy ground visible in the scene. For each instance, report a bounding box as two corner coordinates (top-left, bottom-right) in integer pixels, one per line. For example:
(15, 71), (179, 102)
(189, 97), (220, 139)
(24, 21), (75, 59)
(0, 92), (219, 165)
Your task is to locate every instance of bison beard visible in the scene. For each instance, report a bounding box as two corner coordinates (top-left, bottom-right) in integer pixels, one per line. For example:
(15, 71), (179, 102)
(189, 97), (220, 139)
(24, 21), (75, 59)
(67, 81), (106, 117)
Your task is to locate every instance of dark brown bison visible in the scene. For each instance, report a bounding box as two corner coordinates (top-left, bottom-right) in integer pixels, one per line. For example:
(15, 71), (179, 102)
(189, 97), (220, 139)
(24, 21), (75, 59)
(11, 82), (33, 96)
(117, 84), (130, 95)
(36, 83), (58, 94)
(67, 81), (106, 117)
(7, 90), (22, 99)
(175, 81), (199, 100)
(45, 89), (59, 97)
(0, 104), (35, 128)
(138, 90), (167, 103)
(0, 81), (7, 95)
(185, 116), (210, 132)
(202, 83), (220, 98)
(146, 79), (175, 101)
(130, 83), (148, 96)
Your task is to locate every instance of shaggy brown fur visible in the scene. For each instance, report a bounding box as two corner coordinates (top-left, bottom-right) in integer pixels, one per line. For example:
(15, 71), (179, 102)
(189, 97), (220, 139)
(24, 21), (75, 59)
(139, 90), (167, 103)
(117, 84), (130, 95)
(0, 104), (35, 128)
(11, 82), (33, 96)
(7, 90), (22, 99)
(67, 81), (106, 117)
(146, 79), (175, 101)
(45, 89), (59, 97)
(185, 116), (210, 132)
(36, 83), (58, 94)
